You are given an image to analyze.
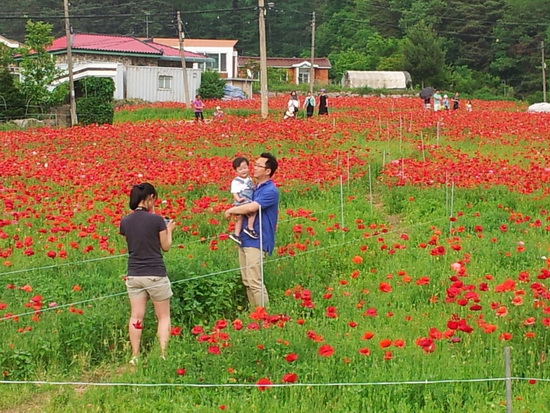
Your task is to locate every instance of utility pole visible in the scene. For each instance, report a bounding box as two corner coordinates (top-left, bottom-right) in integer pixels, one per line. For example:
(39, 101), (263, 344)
(542, 41), (547, 103)
(145, 12), (150, 39)
(177, 11), (191, 107)
(258, 0), (268, 118)
(63, 0), (77, 126)
(309, 11), (315, 94)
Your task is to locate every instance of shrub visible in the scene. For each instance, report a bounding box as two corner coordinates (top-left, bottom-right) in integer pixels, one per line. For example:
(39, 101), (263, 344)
(76, 77), (115, 125)
(198, 70), (225, 99)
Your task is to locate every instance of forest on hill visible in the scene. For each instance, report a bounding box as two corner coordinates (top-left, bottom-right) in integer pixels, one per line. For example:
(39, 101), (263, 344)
(1, 0), (549, 100)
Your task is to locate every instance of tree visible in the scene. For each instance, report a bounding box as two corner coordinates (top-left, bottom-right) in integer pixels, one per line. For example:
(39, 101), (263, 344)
(402, 21), (446, 87)
(17, 20), (62, 110)
(490, 0), (550, 98)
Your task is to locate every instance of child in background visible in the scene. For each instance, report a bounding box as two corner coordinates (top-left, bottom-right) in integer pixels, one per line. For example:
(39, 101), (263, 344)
(443, 94), (450, 110)
(191, 95), (204, 122)
(229, 157), (258, 245)
(466, 100), (473, 112)
(213, 106), (224, 121)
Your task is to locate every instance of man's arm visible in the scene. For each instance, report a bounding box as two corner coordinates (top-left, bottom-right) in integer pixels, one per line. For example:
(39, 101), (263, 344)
(225, 201), (259, 218)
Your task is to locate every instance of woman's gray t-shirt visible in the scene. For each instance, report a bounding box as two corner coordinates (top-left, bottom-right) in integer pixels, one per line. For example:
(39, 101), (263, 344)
(120, 210), (167, 276)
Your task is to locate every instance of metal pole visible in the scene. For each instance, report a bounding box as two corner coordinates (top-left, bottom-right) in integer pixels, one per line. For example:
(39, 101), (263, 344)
(259, 207), (265, 307)
(258, 0), (269, 118)
(309, 12), (315, 94)
(64, 0), (77, 126)
(177, 11), (191, 107)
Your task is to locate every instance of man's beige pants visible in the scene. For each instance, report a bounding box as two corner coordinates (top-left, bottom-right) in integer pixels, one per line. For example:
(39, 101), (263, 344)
(238, 247), (269, 307)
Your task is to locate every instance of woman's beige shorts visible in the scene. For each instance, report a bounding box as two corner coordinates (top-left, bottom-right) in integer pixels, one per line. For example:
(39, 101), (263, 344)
(126, 276), (173, 302)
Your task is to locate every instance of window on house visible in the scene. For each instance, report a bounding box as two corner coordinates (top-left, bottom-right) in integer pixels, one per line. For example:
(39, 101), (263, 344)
(158, 75), (172, 90)
(298, 68), (310, 84)
(220, 54), (227, 72)
(206, 53), (220, 71)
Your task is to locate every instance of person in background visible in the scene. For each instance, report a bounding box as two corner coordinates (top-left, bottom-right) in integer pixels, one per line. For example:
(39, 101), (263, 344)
(423, 96), (431, 110)
(466, 100), (473, 112)
(433, 90), (442, 111)
(120, 183), (176, 366)
(191, 95), (204, 122)
(213, 105), (224, 121)
(452, 93), (460, 110)
(443, 94), (450, 110)
(303, 91), (316, 118)
(224, 153), (279, 308)
(318, 89), (329, 116)
(286, 91), (300, 118)
(229, 157), (258, 245)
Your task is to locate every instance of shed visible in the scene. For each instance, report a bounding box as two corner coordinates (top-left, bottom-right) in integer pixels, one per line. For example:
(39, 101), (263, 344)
(341, 71), (412, 89)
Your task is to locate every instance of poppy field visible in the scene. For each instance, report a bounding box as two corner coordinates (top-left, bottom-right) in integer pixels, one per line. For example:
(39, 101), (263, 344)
(0, 96), (549, 412)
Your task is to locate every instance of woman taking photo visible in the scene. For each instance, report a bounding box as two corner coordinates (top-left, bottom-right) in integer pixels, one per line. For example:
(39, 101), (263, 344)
(120, 183), (176, 365)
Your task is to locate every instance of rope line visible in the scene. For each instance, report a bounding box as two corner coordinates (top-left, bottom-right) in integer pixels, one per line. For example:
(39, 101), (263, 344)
(0, 206), (341, 277)
(0, 377), (548, 389)
(3, 215), (450, 321)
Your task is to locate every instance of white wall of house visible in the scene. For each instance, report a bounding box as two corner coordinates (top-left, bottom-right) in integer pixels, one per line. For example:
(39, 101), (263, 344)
(126, 66), (201, 103)
(54, 62), (125, 100)
(183, 46), (237, 78)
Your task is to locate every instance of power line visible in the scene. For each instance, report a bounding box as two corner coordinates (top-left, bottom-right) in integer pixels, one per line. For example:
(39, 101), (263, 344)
(0, 7), (257, 21)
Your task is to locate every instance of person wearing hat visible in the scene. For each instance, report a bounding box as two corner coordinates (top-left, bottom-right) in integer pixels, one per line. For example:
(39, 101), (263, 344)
(213, 106), (224, 121)
(318, 89), (329, 116)
(443, 94), (450, 110)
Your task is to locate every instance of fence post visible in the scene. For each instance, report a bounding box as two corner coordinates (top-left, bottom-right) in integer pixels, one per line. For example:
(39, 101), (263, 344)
(504, 346), (513, 413)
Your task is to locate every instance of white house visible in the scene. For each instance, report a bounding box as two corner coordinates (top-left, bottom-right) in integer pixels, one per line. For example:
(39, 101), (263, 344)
(45, 33), (209, 103)
(153, 38), (239, 79)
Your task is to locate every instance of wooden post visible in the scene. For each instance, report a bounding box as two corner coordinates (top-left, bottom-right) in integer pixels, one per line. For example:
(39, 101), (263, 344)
(177, 11), (190, 107)
(504, 346), (513, 413)
(64, 0), (77, 126)
(258, 0), (268, 118)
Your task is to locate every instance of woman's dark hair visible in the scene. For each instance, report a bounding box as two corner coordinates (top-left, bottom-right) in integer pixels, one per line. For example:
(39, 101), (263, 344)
(129, 183), (157, 210)
(260, 152), (278, 177)
(232, 156), (249, 170)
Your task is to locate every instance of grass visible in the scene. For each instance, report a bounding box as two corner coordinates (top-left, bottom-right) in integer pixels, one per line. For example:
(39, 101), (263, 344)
(0, 98), (548, 411)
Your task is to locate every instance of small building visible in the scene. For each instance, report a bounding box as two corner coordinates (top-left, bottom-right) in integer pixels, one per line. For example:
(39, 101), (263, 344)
(341, 71), (412, 89)
(45, 33), (212, 102)
(0, 35), (21, 49)
(152, 38), (239, 79)
(238, 56), (331, 85)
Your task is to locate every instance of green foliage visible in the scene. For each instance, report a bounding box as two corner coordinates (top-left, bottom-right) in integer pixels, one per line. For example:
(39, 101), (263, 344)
(402, 21), (446, 87)
(76, 97), (114, 125)
(75, 77), (115, 125)
(49, 82), (69, 107)
(17, 20), (62, 109)
(447, 66), (505, 95)
(198, 70), (225, 99)
(329, 49), (371, 81)
(79, 76), (116, 101)
(0, 68), (25, 120)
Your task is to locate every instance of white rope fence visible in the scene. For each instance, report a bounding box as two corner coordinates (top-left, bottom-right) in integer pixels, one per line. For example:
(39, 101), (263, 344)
(0, 376), (547, 389)
(2, 215), (451, 321)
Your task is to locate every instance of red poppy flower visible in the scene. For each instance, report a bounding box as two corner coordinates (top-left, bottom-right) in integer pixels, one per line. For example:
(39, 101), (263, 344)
(284, 353), (298, 363)
(318, 344), (335, 357)
(282, 373), (298, 383)
(256, 377), (273, 391)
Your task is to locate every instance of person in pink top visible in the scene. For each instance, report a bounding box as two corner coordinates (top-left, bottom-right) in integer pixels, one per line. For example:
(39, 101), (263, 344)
(191, 95), (204, 122)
